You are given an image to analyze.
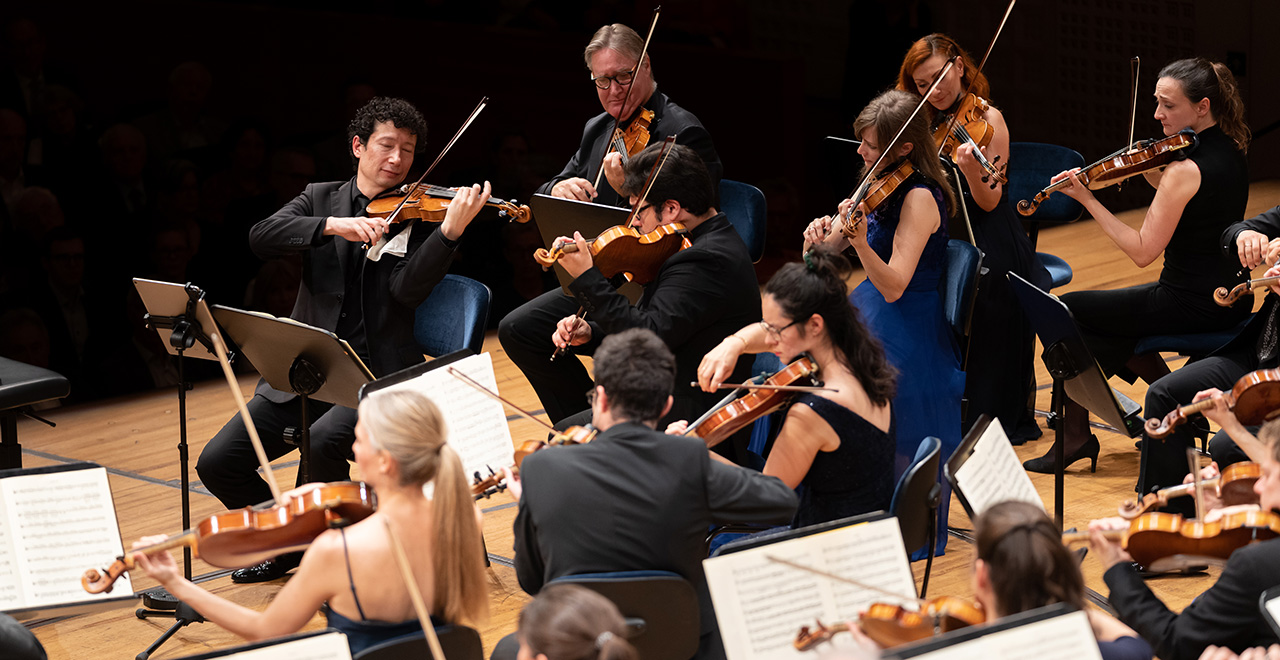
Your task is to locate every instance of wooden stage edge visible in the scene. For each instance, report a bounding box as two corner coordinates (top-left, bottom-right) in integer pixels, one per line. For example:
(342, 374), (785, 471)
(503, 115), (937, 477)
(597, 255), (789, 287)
(14, 179), (1280, 659)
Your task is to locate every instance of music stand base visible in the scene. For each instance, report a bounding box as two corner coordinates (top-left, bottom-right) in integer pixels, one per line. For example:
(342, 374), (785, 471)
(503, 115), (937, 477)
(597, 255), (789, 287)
(136, 590), (204, 659)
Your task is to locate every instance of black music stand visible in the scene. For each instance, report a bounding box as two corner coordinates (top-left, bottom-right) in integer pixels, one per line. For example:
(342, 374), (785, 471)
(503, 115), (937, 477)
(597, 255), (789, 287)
(210, 306), (373, 485)
(1009, 272), (1143, 528)
(527, 193), (641, 302)
(133, 279), (225, 636)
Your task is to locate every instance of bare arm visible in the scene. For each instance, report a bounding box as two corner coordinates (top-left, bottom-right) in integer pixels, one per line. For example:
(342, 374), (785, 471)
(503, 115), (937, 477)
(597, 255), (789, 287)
(763, 404), (840, 489)
(848, 187), (939, 303)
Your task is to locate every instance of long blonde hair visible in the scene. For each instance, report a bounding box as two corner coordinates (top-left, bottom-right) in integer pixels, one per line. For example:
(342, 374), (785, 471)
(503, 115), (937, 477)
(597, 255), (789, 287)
(359, 389), (489, 626)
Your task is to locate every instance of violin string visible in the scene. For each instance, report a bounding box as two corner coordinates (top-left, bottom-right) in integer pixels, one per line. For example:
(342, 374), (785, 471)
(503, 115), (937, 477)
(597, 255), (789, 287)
(384, 97), (488, 225)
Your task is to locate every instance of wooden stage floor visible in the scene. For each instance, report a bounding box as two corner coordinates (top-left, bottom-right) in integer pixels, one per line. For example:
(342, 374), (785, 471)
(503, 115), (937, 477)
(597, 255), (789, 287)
(14, 179), (1280, 659)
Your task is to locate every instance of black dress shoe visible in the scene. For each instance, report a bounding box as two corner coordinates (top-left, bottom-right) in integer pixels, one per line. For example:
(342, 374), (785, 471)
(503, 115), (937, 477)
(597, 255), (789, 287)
(1023, 434), (1100, 474)
(231, 552), (302, 584)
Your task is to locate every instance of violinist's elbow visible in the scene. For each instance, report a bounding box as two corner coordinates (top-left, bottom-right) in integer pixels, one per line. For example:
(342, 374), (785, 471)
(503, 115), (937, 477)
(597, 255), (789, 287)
(882, 287), (905, 304)
(1132, 252), (1158, 269)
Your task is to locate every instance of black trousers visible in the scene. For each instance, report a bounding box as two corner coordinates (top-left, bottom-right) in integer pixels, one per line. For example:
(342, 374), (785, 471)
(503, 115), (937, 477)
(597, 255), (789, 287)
(1140, 348), (1256, 513)
(498, 289), (594, 424)
(196, 393), (357, 509)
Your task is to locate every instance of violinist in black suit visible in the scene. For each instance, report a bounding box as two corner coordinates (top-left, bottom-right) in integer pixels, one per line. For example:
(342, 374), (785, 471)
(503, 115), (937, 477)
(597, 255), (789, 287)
(195, 97), (490, 582)
(538, 22), (722, 207)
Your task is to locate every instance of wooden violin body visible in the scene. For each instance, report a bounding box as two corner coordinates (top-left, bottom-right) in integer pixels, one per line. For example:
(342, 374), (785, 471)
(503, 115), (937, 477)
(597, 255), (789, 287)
(1119, 462), (1260, 519)
(933, 94), (1007, 186)
(533, 223), (690, 285)
(839, 160), (916, 241)
(688, 356), (821, 445)
(1145, 368), (1280, 439)
(608, 108), (655, 164)
(1017, 128), (1198, 216)
(793, 598), (984, 651)
(366, 183), (531, 224)
(82, 482), (376, 594)
(1067, 509), (1280, 573)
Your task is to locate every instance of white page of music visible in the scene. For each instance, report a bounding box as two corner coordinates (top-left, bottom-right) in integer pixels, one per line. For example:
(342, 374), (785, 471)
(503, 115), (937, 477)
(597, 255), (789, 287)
(953, 418), (1044, 517)
(0, 467), (130, 611)
(381, 352), (516, 479)
(890, 609), (1101, 660)
(196, 631), (353, 660)
(703, 516), (917, 660)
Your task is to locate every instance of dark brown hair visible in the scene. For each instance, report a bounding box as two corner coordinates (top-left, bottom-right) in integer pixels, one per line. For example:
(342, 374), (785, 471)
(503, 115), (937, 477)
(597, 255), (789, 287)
(1159, 57), (1250, 153)
(974, 501), (1085, 616)
(519, 584), (638, 660)
(592, 328), (676, 424)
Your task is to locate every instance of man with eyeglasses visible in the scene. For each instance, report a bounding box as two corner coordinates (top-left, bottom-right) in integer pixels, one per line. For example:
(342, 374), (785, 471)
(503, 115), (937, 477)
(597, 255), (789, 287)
(537, 23), (722, 207)
(500, 143), (759, 462)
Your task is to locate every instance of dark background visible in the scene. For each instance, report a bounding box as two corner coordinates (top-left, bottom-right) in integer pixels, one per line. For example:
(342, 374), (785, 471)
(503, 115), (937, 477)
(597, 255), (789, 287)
(1, 0), (1276, 401)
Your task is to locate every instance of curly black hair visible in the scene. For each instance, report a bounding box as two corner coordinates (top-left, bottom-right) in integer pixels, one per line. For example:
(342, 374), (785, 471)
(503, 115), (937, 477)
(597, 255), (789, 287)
(346, 96), (427, 161)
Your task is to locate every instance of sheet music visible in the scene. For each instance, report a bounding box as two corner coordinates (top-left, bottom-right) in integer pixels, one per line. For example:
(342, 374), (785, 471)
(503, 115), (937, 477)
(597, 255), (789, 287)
(953, 418), (1043, 517)
(704, 517), (917, 660)
(889, 610), (1101, 660)
(0, 467), (130, 612)
(178, 631), (352, 660)
(379, 352), (516, 479)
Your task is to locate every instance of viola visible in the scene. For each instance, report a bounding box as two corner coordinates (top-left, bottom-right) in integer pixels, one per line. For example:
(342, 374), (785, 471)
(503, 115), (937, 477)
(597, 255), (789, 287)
(838, 159), (916, 241)
(933, 93), (1007, 186)
(1144, 368), (1280, 438)
(1016, 128), (1198, 216)
(1063, 508), (1280, 573)
(82, 481), (375, 594)
(1118, 461), (1260, 519)
(533, 223), (691, 285)
(685, 356), (822, 446)
(366, 182), (531, 224)
(794, 597), (985, 651)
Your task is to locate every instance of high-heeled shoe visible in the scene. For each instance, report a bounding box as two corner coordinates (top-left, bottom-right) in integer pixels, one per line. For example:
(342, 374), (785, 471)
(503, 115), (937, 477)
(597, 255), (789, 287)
(1022, 434), (1100, 474)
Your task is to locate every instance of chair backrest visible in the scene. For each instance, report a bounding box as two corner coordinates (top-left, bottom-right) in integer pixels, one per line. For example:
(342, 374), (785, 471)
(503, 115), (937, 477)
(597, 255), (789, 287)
(719, 179), (767, 263)
(413, 274), (492, 357)
(1007, 142), (1086, 224)
(890, 436), (941, 557)
(942, 239), (982, 340)
(550, 570), (700, 660)
(353, 623), (484, 660)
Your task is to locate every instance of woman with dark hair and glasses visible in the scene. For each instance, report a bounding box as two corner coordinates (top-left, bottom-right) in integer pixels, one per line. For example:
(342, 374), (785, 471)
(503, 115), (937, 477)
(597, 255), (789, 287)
(681, 245), (897, 528)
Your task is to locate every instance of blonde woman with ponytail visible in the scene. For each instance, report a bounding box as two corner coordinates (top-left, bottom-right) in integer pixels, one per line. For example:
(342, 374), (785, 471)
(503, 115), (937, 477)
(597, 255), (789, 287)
(1031, 57), (1253, 485)
(132, 389), (488, 654)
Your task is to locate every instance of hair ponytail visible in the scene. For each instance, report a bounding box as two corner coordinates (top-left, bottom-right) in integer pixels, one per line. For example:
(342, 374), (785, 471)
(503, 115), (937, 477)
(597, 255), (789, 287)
(1210, 62), (1251, 153)
(431, 443), (488, 626)
(1159, 57), (1250, 153)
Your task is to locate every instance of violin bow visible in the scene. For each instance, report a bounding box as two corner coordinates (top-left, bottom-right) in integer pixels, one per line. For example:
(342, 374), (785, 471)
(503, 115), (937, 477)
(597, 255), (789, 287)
(447, 366), (556, 432)
(933, 0), (1017, 173)
(551, 135), (678, 361)
(1127, 56), (1141, 151)
(210, 332), (284, 505)
(382, 518), (448, 660)
(1189, 448), (1207, 522)
(765, 554), (921, 605)
(364, 97), (489, 248)
(593, 6), (662, 191)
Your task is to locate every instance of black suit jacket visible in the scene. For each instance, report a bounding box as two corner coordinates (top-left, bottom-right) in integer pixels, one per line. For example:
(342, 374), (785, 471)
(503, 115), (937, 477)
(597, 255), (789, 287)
(247, 179), (456, 401)
(536, 89), (723, 208)
(1212, 206), (1280, 361)
(566, 214), (761, 425)
(1104, 537), (1280, 660)
(512, 422), (798, 658)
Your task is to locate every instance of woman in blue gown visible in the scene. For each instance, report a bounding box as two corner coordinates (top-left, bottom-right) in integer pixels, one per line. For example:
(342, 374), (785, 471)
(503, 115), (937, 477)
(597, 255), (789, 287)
(804, 88), (965, 554)
(132, 389), (489, 654)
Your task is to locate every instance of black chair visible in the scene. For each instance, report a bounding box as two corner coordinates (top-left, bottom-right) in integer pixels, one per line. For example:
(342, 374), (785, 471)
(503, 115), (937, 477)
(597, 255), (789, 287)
(890, 436), (941, 597)
(353, 624), (484, 660)
(942, 239), (983, 370)
(550, 570), (700, 660)
(0, 357), (70, 469)
(413, 274), (492, 357)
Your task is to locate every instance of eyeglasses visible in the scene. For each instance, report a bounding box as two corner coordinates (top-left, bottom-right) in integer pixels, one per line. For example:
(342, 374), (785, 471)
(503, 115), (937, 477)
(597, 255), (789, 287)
(591, 69), (635, 90)
(586, 387), (599, 406)
(759, 319), (800, 339)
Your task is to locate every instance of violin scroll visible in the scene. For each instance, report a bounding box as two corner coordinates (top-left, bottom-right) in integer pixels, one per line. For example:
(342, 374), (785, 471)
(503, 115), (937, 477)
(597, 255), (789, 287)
(1215, 282), (1257, 307)
(81, 562), (128, 594)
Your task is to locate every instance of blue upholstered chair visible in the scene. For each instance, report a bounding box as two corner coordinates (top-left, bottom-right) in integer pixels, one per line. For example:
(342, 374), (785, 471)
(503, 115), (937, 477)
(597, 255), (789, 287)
(550, 570), (700, 660)
(1008, 142), (1086, 290)
(942, 240), (983, 370)
(720, 179), (767, 263)
(890, 436), (942, 598)
(413, 274), (492, 357)
(353, 623), (483, 660)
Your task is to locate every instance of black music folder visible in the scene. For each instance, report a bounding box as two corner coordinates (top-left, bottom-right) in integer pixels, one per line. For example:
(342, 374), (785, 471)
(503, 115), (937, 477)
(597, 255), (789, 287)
(527, 193), (641, 302)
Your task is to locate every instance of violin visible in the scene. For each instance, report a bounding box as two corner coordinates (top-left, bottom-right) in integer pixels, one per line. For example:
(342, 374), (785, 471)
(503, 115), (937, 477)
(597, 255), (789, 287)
(470, 426), (597, 499)
(1144, 368), (1280, 438)
(794, 597), (985, 651)
(82, 481), (375, 594)
(366, 182), (531, 224)
(933, 94), (1007, 186)
(1016, 128), (1198, 216)
(607, 107), (655, 166)
(533, 222), (691, 285)
(1118, 461), (1260, 519)
(838, 159), (917, 241)
(685, 356), (822, 446)
(1064, 508), (1280, 573)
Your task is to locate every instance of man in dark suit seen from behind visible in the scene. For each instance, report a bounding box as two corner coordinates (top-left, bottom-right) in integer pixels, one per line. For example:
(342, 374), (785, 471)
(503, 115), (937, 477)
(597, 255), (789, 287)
(499, 328), (798, 660)
(195, 97), (491, 583)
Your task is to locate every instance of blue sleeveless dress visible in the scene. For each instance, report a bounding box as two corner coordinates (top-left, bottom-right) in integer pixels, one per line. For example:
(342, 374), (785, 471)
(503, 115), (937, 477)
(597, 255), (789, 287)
(848, 181), (964, 555)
